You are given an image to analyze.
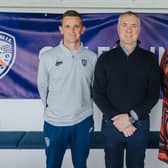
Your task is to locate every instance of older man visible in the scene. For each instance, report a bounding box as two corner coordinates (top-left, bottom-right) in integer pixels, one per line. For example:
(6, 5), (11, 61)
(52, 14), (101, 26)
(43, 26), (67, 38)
(93, 11), (160, 168)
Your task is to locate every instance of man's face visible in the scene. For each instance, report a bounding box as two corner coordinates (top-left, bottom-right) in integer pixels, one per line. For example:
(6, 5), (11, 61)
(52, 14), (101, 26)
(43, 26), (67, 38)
(59, 16), (85, 45)
(118, 14), (140, 46)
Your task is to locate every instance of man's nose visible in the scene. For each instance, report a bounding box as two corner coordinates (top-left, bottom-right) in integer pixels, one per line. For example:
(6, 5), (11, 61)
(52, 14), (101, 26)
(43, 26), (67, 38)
(70, 27), (75, 33)
(126, 26), (132, 33)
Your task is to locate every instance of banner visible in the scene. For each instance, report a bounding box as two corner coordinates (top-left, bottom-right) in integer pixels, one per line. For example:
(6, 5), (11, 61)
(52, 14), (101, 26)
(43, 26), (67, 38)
(0, 13), (167, 98)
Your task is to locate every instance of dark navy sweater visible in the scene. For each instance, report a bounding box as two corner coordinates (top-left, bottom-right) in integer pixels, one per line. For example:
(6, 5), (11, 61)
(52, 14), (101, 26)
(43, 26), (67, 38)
(93, 45), (160, 120)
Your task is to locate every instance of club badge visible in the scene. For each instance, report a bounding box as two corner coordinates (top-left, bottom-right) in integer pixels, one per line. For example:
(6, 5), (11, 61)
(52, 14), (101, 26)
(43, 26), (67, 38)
(0, 31), (16, 79)
(81, 59), (87, 66)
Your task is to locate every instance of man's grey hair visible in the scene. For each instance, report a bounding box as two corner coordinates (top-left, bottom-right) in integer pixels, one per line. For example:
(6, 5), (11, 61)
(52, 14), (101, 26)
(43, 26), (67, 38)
(118, 11), (141, 26)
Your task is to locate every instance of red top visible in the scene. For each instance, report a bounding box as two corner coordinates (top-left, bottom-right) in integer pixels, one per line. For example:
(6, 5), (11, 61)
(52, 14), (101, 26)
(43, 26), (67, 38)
(158, 48), (168, 164)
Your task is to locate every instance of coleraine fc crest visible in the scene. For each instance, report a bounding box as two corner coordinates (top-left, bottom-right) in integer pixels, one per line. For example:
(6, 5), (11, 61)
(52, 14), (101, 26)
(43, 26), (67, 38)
(0, 31), (16, 79)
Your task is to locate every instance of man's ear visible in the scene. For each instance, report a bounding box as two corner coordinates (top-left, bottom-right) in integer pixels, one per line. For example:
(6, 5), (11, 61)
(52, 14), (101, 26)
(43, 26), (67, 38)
(81, 26), (86, 34)
(59, 25), (63, 34)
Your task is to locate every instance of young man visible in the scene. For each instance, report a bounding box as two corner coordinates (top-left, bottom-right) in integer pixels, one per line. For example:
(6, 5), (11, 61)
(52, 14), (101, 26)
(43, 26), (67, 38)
(93, 11), (160, 168)
(37, 10), (97, 168)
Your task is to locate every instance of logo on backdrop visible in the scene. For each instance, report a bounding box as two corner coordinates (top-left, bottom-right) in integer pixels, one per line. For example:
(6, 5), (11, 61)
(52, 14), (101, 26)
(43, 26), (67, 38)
(0, 31), (16, 79)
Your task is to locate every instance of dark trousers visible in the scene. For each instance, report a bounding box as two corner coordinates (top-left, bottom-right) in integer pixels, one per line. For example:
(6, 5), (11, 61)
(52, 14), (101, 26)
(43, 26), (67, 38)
(102, 117), (150, 168)
(43, 116), (93, 168)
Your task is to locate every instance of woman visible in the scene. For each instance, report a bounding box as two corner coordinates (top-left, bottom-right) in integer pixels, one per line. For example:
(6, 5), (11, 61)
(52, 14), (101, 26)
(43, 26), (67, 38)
(158, 49), (168, 163)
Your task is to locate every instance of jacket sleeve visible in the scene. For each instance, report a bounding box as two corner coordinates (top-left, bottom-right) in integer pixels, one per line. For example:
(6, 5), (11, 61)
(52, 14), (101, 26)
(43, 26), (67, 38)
(93, 54), (119, 119)
(133, 55), (161, 120)
(37, 54), (49, 108)
(160, 49), (168, 93)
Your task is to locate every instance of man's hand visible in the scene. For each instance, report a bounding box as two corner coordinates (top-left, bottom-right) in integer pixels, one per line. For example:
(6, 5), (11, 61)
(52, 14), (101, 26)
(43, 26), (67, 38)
(112, 114), (137, 137)
(112, 114), (131, 132)
(122, 124), (137, 137)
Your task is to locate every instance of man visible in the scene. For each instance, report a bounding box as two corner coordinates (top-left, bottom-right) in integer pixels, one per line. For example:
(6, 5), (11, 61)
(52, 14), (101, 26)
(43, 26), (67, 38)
(93, 11), (160, 168)
(37, 10), (97, 168)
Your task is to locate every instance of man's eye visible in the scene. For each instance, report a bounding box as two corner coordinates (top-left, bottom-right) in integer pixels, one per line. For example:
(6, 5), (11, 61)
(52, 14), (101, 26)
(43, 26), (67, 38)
(121, 23), (127, 27)
(132, 24), (137, 28)
(74, 25), (80, 28)
(65, 25), (70, 28)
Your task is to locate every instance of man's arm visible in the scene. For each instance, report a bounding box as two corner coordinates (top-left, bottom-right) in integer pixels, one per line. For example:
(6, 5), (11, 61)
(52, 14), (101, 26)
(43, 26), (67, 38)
(37, 54), (49, 108)
(133, 55), (161, 120)
(93, 54), (119, 119)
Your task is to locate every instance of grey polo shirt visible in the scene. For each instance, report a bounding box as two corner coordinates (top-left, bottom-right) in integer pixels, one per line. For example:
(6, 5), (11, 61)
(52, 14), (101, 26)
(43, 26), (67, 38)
(37, 41), (97, 126)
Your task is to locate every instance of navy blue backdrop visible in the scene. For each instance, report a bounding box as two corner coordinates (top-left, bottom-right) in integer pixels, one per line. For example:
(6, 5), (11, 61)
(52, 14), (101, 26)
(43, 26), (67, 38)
(0, 13), (167, 98)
